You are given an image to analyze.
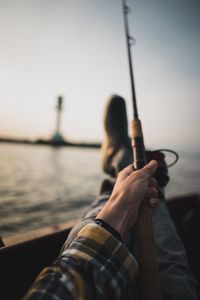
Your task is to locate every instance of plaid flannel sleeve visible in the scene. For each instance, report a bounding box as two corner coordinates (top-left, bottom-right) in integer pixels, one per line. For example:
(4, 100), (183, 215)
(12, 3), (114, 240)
(23, 223), (138, 300)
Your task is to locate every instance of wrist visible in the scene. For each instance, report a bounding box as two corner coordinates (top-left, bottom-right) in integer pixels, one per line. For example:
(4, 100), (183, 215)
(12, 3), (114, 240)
(96, 203), (134, 239)
(94, 219), (122, 242)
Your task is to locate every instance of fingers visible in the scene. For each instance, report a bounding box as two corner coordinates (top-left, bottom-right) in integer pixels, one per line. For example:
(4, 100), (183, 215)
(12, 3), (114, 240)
(142, 160), (158, 177)
(118, 164), (134, 180)
(146, 186), (158, 199)
(118, 160), (158, 181)
(148, 177), (157, 188)
(148, 198), (159, 208)
(147, 174), (159, 207)
(117, 161), (159, 210)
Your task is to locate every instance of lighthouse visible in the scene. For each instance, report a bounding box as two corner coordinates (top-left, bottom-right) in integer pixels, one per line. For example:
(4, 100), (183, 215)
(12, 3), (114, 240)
(51, 95), (65, 144)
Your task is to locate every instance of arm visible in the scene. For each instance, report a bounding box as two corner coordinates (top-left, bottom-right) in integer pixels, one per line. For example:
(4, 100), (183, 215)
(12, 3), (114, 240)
(22, 224), (138, 300)
(23, 160), (158, 300)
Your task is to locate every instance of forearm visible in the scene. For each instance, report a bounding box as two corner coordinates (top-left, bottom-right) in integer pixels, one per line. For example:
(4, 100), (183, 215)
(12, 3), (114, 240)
(23, 223), (138, 300)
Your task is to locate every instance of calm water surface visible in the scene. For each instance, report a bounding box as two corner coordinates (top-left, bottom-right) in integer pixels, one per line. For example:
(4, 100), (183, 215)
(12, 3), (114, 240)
(0, 143), (199, 237)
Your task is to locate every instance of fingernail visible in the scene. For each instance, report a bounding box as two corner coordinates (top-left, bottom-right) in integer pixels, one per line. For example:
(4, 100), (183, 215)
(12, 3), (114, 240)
(149, 160), (158, 168)
(149, 198), (159, 207)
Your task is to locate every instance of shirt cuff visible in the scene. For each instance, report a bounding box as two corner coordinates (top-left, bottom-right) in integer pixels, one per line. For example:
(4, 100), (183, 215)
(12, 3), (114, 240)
(94, 218), (123, 242)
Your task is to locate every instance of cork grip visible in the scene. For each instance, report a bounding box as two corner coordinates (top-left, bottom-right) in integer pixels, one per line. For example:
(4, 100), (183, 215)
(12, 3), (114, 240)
(131, 118), (146, 169)
(131, 119), (143, 138)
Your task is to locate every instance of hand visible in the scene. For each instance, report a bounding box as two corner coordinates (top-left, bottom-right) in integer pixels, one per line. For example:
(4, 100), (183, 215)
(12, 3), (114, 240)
(96, 160), (159, 238)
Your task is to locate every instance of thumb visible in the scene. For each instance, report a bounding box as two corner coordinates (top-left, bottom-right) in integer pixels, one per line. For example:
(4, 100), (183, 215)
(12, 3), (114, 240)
(141, 160), (158, 178)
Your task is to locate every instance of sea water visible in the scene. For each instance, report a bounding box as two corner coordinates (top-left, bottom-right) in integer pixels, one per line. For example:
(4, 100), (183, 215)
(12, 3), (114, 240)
(0, 143), (199, 238)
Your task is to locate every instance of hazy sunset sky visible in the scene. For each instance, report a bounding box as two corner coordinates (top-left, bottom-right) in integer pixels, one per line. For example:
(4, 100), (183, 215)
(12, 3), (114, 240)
(0, 0), (199, 152)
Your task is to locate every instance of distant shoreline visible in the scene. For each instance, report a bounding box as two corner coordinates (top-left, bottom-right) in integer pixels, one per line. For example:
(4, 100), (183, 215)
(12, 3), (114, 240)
(0, 137), (101, 149)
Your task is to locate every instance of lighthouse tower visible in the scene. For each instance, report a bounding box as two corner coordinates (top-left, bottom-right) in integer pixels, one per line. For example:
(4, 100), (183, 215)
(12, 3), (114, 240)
(51, 96), (65, 144)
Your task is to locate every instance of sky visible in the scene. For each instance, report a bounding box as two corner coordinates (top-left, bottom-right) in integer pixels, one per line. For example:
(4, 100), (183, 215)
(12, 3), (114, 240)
(0, 0), (199, 152)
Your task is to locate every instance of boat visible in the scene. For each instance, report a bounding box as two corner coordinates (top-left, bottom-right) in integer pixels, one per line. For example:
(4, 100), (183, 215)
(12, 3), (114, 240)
(0, 193), (199, 300)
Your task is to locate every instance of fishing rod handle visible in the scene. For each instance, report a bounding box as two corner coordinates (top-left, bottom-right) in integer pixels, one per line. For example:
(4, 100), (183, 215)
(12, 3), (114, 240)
(137, 203), (162, 300)
(131, 119), (146, 169)
(131, 118), (162, 300)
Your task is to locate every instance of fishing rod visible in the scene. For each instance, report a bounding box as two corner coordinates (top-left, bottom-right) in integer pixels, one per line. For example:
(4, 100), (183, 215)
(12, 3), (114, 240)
(122, 1), (161, 299)
(122, 0), (145, 169)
